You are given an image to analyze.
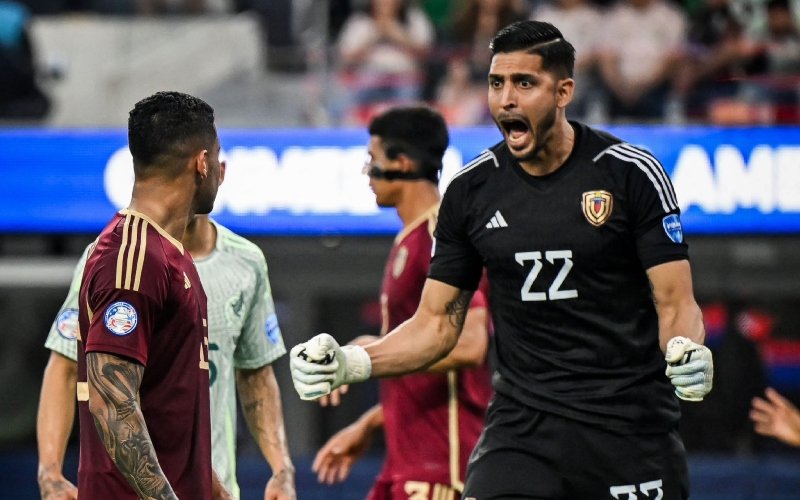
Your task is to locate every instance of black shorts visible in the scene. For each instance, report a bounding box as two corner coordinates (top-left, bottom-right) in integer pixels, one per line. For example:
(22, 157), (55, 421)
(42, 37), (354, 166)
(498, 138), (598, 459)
(462, 393), (689, 500)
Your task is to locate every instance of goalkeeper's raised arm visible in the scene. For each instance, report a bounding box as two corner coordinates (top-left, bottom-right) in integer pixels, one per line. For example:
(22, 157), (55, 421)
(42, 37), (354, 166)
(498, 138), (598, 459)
(290, 279), (472, 399)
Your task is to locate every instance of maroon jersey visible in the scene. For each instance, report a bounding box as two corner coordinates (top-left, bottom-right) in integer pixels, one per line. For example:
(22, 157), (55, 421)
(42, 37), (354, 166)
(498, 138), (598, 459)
(76, 210), (212, 499)
(373, 206), (492, 499)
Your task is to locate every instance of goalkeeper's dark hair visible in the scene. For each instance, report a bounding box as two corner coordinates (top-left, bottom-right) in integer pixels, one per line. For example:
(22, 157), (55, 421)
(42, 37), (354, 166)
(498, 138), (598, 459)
(368, 105), (449, 185)
(490, 21), (575, 79)
(128, 91), (217, 177)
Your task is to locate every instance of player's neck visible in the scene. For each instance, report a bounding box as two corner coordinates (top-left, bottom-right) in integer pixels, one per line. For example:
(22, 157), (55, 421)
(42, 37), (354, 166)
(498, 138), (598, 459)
(395, 182), (440, 228)
(183, 216), (216, 259)
(518, 119), (575, 177)
(127, 179), (194, 242)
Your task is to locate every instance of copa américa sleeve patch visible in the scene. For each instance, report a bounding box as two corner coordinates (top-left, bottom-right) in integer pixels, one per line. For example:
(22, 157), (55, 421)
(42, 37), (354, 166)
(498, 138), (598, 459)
(56, 308), (79, 340)
(662, 214), (684, 244)
(104, 301), (139, 336)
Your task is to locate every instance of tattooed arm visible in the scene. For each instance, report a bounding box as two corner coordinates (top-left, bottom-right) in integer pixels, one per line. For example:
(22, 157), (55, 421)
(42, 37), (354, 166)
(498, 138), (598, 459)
(86, 352), (177, 500)
(365, 279), (475, 378)
(236, 365), (296, 500)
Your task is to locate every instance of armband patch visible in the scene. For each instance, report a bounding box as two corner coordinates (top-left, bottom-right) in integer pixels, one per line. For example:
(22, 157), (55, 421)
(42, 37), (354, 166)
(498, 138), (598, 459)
(56, 308), (79, 340)
(104, 301), (138, 336)
(662, 214), (684, 243)
(265, 313), (281, 344)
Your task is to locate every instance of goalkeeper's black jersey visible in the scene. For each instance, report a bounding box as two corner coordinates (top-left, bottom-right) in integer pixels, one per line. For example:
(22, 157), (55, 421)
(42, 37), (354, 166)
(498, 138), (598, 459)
(429, 121), (688, 433)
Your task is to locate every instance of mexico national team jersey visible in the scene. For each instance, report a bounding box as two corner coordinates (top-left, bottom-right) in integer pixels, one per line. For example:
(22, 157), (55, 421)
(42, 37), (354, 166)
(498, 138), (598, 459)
(44, 219), (285, 497)
(76, 210), (212, 499)
(429, 122), (688, 434)
(377, 206), (492, 494)
(197, 220), (286, 496)
(44, 245), (90, 361)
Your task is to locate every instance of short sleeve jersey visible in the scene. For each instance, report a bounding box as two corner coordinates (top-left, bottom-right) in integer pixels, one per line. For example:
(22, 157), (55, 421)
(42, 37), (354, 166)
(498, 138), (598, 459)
(199, 220), (286, 496)
(76, 210), (212, 499)
(44, 245), (90, 361)
(378, 206), (492, 490)
(429, 122), (688, 433)
(44, 220), (286, 498)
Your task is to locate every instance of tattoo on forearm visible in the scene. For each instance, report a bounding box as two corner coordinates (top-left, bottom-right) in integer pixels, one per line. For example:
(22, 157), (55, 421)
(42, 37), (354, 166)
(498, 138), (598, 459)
(445, 290), (472, 330)
(238, 367), (292, 470)
(38, 464), (75, 497)
(87, 353), (176, 499)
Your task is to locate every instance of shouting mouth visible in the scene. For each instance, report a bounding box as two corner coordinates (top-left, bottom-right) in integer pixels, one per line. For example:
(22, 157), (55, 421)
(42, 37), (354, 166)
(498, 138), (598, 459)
(499, 117), (532, 150)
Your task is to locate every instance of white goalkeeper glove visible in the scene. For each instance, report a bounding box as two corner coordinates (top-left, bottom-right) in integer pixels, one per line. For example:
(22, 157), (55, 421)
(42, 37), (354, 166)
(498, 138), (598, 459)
(665, 336), (714, 401)
(289, 333), (372, 401)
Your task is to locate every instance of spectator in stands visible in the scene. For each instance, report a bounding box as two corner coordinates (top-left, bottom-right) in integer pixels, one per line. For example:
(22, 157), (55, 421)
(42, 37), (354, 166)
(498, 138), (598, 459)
(435, 55), (490, 125)
(703, 0), (800, 124)
(751, 387), (800, 447)
(671, 0), (756, 121)
(333, 0), (434, 125)
(597, 0), (687, 121)
(741, 0), (800, 123)
(0, 0), (50, 120)
(446, 0), (529, 79)
(432, 0), (528, 124)
(532, 0), (604, 121)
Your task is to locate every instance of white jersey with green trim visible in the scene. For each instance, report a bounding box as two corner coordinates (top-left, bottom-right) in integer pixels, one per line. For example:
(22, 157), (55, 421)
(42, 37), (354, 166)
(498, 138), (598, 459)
(43, 220), (286, 498)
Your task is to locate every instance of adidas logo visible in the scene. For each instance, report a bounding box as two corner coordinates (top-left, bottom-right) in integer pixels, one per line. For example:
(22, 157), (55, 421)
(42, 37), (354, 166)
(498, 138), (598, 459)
(485, 210), (508, 229)
(184, 272), (191, 289)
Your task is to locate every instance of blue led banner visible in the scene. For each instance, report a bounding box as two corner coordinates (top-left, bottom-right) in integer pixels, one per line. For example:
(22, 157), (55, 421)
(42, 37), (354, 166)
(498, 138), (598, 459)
(1, 126), (799, 235)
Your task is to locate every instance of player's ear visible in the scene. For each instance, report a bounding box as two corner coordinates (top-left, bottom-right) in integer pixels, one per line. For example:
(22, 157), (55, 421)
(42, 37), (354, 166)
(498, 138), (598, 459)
(193, 149), (209, 178)
(219, 160), (227, 185)
(397, 153), (417, 173)
(556, 77), (575, 108)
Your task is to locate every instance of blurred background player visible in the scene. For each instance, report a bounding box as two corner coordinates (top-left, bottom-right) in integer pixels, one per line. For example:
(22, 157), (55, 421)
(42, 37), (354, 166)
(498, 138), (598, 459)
(310, 106), (492, 500)
(73, 90), (226, 499)
(37, 185), (296, 497)
(290, 21), (712, 499)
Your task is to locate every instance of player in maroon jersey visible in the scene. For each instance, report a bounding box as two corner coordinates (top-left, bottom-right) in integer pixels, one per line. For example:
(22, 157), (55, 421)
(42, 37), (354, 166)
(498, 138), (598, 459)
(76, 91), (230, 499)
(311, 106), (492, 500)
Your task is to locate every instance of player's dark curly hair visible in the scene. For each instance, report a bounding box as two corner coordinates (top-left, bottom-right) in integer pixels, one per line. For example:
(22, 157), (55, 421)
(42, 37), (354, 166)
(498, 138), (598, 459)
(128, 91), (216, 176)
(490, 21), (576, 79)
(368, 105), (449, 184)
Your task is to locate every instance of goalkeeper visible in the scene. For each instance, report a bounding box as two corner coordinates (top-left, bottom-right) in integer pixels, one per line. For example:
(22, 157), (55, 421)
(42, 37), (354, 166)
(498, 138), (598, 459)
(291, 20), (713, 500)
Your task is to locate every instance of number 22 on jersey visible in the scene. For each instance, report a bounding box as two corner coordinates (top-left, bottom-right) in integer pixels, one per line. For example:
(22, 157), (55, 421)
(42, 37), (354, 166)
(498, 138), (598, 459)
(515, 250), (577, 302)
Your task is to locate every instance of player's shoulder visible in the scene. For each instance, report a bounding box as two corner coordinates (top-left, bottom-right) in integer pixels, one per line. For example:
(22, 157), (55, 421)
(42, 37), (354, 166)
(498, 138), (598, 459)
(584, 124), (663, 172)
(212, 220), (268, 268)
(446, 141), (505, 189)
(398, 205), (438, 246)
(89, 211), (180, 288)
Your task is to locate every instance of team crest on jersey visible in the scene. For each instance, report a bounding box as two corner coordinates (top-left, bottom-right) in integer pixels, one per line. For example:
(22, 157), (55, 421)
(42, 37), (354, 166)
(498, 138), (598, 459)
(392, 246), (408, 278)
(226, 291), (245, 327)
(662, 214), (684, 243)
(104, 301), (138, 336)
(56, 308), (79, 340)
(582, 190), (613, 226)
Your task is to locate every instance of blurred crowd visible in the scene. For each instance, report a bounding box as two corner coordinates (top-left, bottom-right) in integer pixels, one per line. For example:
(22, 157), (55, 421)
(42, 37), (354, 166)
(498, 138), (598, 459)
(324, 0), (800, 126)
(1, 0), (799, 125)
